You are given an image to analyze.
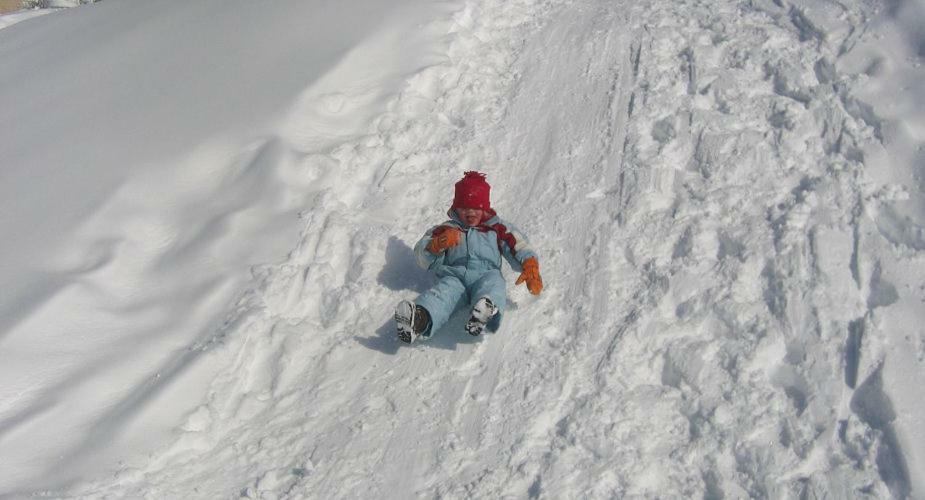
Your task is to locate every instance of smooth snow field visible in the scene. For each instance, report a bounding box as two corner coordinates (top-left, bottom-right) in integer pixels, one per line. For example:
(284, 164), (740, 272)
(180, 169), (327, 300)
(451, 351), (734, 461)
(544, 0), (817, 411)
(1, 0), (924, 498)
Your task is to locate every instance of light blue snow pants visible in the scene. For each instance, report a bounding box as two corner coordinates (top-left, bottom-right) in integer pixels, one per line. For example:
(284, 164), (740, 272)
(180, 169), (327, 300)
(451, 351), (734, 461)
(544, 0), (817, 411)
(415, 268), (506, 338)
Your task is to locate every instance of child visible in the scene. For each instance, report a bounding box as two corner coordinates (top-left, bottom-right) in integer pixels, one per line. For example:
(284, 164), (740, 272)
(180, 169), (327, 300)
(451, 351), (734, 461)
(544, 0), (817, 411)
(395, 171), (543, 343)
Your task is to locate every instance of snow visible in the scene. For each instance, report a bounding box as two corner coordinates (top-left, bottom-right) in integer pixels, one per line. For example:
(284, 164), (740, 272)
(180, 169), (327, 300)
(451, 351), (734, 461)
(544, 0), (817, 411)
(0, 9), (51, 29)
(1, 0), (923, 498)
(0, 0), (450, 494)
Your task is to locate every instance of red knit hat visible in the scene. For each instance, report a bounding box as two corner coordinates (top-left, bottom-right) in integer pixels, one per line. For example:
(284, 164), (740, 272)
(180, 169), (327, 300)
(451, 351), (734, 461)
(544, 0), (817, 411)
(452, 171), (492, 211)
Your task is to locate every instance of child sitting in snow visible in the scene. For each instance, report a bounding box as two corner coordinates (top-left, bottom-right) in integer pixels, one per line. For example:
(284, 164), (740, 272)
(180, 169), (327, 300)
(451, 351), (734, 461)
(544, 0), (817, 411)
(395, 171), (543, 343)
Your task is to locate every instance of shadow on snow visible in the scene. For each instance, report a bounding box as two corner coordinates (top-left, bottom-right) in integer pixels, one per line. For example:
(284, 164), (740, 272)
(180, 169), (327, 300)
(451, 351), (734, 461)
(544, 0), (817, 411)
(357, 237), (489, 354)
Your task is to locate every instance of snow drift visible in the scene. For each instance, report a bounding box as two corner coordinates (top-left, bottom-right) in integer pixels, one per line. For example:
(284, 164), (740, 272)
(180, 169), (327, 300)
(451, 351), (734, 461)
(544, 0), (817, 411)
(0, 0), (449, 494)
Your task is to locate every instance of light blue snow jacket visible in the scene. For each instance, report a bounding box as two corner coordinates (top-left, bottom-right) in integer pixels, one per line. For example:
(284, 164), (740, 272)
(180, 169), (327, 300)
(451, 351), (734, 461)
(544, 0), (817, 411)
(414, 210), (537, 278)
(412, 210), (537, 337)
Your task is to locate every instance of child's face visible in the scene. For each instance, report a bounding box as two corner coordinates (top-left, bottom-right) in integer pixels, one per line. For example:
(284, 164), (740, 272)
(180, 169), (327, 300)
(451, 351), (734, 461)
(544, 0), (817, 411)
(456, 207), (485, 227)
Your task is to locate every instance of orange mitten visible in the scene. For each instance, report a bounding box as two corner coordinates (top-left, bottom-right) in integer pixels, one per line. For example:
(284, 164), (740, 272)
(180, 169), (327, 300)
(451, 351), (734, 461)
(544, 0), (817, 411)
(426, 226), (462, 254)
(515, 257), (543, 295)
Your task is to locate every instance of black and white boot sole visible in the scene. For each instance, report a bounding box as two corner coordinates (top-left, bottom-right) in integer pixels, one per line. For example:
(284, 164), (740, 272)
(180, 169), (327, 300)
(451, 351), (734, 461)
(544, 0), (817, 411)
(395, 300), (419, 344)
(466, 297), (497, 337)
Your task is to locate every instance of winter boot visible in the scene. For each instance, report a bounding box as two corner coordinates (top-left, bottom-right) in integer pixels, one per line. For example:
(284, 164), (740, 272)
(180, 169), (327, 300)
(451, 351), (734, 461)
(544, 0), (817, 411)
(395, 300), (430, 344)
(465, 297), (497, 336)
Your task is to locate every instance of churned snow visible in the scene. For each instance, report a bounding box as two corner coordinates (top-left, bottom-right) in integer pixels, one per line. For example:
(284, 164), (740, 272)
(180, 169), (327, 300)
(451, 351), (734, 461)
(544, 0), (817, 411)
(1, 0), (923, 498)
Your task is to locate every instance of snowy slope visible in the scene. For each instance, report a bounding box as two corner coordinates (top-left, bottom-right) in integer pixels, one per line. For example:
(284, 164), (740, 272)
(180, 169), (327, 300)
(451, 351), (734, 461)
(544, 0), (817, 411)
(0, 0), (450, 494)
(2, 0), (924, 498)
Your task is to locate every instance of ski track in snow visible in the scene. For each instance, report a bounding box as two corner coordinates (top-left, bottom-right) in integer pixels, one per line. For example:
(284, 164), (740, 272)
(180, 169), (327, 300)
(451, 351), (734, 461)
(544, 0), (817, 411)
(54, 0), (923, 498)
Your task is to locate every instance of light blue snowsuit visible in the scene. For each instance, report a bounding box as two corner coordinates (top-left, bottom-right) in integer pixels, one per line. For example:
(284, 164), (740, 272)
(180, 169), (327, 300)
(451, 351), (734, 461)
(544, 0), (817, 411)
(413, 210), (537, 337)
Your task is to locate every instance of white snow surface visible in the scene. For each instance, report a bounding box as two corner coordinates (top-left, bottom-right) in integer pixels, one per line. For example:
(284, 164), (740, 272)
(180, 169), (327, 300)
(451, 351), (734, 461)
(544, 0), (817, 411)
(1, 0), (924, 498)
(0, 9), (51, 30)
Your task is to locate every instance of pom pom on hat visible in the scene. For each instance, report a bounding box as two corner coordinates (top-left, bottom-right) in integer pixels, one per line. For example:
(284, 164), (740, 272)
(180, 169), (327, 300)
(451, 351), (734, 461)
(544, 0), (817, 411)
(452, 171), (492, 211)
